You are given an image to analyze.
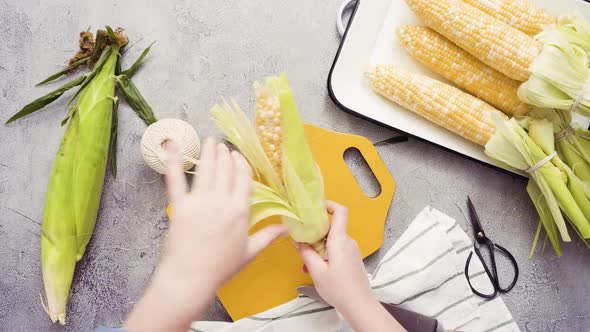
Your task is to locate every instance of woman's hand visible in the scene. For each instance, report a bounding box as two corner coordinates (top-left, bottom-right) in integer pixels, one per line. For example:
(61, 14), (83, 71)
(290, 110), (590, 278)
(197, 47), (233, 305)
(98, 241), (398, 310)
(160, 139), (287, 291)
(296, 201), (374, 314)
(296, 201), (405, 332)
(124, 139), (287, 332)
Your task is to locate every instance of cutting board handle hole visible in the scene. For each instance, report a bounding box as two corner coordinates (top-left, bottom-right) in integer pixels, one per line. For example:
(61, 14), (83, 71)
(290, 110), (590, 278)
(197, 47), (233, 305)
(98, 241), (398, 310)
(343, 147), (381, 198)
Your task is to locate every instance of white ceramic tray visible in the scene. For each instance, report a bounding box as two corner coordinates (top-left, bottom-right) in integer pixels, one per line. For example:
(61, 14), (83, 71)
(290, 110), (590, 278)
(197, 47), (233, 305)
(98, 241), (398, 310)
(328, 0), (590, 175)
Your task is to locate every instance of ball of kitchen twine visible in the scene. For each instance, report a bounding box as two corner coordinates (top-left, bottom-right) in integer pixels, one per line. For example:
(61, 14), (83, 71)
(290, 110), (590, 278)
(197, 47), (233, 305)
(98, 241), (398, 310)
(141, 118), (200, 174)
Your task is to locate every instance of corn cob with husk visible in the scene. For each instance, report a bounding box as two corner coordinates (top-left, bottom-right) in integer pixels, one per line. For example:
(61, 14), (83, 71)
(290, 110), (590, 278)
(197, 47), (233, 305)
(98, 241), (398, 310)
(398, 25), (530, 116)
(405, 0), (590, 117)
(211, 74), (330, 256)
(365, 65), (507, 145)
(462, 0), (555, 36)
(7, 27), (157, 324)
(42, 45), (119, 323)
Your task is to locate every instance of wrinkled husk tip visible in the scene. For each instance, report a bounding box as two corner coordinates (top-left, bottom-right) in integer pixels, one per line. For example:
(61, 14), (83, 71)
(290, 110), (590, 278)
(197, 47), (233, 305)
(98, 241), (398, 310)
(41, 294), (66, 325)
(310, 238), (327, 260)
(39, 294), (66, 325)
(51, 313), (66, 325)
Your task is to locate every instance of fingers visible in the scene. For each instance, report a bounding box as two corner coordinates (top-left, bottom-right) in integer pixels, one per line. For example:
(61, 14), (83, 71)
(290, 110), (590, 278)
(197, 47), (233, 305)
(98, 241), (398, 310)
(326, 201), (349, 242)
(214, 143), (233, 192)
(232, 151), (253, 201)
(302, 263), (309, 274)
(164, 141), (188, 205)
(246, 225), (289, 260)
(194, 139), (217, 190)
(296, 243), (327, 276)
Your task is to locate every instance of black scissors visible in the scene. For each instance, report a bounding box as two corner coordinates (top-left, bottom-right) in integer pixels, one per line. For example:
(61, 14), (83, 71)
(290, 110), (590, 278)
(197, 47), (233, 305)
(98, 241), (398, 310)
(464, 196), (519, 299)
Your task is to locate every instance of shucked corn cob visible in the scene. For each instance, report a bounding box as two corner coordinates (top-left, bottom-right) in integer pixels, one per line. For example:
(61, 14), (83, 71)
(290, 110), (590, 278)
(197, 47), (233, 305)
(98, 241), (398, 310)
(462, 0), (555, 36)
(398, 25), (530, 116)
(366, 65), (507, 145)
(406, 0), (542, 81)
(255, 84), (282, 178)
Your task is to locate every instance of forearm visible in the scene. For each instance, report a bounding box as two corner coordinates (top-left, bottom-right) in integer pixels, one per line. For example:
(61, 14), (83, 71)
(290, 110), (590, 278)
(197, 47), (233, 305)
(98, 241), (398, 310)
(339, 298), (406, 332)
(123, 265), (217, 332)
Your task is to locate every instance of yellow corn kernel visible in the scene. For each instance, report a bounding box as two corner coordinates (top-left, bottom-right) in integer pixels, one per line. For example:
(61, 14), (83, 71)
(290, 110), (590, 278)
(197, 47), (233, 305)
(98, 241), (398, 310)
(255, 85), (282, 178)
(399, 25), (530, 116)
(366, 65), (507, 146)
(463, 0), (555, 36)
(406, 0), (542, 81)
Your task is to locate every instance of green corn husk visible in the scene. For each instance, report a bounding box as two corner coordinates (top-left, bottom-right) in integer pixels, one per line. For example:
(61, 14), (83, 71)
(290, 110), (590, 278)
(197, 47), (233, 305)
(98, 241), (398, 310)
(527, 180), (561, 257)
(41, 109), (80, 324)
(578, 127), (590, 151)
(250, 181), (300, 225)
(526, 118), (590, 229)
(7, 27), (158, 325)
(561, 127), (590, 187)
(528, 118), (555, 154)
(550, 15), (590, 55)
(518, 16), (590, 117)
(211, 74), (330, 255)
(485, 117), (590, 255)
(525, 108), (590, 191)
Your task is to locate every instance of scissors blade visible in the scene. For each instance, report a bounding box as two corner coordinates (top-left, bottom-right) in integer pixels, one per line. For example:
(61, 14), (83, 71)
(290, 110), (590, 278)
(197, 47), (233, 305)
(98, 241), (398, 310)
(467, 196), (485, 239)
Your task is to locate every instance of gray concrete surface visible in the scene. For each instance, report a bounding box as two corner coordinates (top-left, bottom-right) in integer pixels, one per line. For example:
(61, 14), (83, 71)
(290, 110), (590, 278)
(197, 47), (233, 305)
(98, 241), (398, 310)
(1, 1), (589, 331)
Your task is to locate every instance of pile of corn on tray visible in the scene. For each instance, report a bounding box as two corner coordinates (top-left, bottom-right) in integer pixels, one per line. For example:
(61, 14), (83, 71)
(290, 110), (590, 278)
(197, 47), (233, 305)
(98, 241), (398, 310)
(349, 0), (590, 171)
(360, 0), (590, 256)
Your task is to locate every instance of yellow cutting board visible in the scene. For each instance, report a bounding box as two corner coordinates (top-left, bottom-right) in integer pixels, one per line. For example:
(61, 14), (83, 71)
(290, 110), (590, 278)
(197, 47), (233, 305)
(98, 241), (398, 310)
(167, 124), (396, 320)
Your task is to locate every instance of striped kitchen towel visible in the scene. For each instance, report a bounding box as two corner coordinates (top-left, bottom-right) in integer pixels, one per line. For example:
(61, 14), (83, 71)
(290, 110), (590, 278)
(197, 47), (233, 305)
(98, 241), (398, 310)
(190, 206), (520, 332)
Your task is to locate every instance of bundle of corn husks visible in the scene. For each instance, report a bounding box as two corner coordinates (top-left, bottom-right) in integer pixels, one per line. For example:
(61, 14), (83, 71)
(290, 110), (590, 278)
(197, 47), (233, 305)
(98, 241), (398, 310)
(524, 109), (590, 188)
(211, 74), (330, 256)
(365, 0), (590, 255)
(6, 27), (157, 324)
(485, 116), (590, 256)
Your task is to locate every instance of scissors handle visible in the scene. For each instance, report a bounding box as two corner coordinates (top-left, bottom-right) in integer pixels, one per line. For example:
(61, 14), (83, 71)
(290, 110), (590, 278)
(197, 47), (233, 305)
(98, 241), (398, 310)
(493, 243), (519, 293)
(465, 247), (497, 299)
(464, 239), (519, 299)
